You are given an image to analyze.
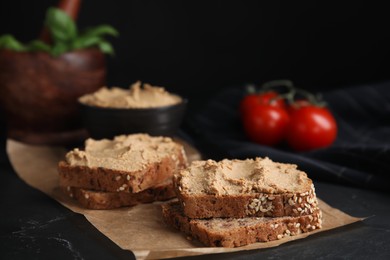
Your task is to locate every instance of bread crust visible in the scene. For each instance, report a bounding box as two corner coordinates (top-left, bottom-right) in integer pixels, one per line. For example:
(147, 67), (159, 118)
(175, 184), (319, 218)
(58, 144), (187, 193)
(162, 201), (322, 247)
(61, 181), (175, 210)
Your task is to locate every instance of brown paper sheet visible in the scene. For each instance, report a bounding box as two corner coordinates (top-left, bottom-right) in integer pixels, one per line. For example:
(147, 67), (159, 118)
(7, 140), (362, 259)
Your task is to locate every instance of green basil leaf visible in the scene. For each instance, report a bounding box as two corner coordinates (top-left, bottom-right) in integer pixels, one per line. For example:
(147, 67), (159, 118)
(72, 36), (103, 49)
(0, 7), (118, 56)
(82, 25), (119, 38)
(0, 34), (27, 51)
(51, 42), (70, 57)
(27, 40), (51, 52)
(45, 7), (77, 42)
(98, 41), (115, 55)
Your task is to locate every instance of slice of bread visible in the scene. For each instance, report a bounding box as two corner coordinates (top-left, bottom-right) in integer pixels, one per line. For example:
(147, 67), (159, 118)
(174, 157), (319, 218)
(61, 180), (175, 210)
(58, 134), (188, 193)
(162, 201), (322, 247)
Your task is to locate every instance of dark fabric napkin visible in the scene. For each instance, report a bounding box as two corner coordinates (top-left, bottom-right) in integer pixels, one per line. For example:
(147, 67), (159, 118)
(185, 81), (390, 192)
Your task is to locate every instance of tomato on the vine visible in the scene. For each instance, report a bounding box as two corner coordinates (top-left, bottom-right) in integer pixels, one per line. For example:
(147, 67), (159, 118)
(240, 81), (338, 151)
(286, 99), (311, 113)
(242, 104), (289, 146)
(286, 105), (337, 151)
(240, 91), (286, 116)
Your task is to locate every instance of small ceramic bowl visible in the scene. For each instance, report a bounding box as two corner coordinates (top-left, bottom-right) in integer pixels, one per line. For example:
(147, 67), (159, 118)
(80, 99), (187, 139)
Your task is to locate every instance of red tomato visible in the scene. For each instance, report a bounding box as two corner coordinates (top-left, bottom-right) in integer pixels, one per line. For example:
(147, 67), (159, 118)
(240, 91), (285, 116)
(286, 105), (337, 151)
(286, 99), (311, 113)
(242, 105), (290, 146)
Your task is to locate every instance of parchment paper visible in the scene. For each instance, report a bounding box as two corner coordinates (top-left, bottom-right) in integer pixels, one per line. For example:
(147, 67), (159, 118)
(7, 139), (362, 259)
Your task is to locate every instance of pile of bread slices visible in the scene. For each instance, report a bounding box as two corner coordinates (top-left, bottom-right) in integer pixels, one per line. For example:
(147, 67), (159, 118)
(58, 133), (321, 247)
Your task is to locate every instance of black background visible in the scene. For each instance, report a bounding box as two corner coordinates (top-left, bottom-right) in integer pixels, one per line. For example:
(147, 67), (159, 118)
(2, 2), (390, 258)
(1, 0), (390, 111)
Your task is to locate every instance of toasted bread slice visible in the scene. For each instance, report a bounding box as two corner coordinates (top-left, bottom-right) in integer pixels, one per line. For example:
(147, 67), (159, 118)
(162, 201), (322, 247)
(58, 134), (187, 193)
(174, 157), (319, 218)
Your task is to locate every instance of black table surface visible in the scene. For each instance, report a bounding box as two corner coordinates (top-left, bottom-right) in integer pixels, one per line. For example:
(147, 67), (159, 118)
(1, 143), (390, 259)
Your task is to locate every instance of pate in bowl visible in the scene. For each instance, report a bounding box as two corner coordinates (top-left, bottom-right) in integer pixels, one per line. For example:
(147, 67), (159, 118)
(79, 81), (187, 139)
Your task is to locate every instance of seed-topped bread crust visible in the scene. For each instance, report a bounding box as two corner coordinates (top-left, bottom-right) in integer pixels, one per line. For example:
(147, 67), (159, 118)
(162, 201), (322, 247)
(61, 180), (175, 210)
(174, 157), (319, 218)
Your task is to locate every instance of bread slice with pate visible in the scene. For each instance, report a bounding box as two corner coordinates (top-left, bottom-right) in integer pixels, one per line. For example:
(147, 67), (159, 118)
(61, 180), (176, 210)
(162, 201), (322, 247)
(58, 134), (188, 193)
(173, 157), (319, 218)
